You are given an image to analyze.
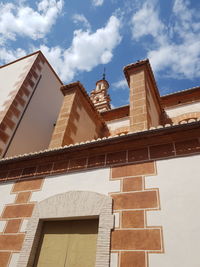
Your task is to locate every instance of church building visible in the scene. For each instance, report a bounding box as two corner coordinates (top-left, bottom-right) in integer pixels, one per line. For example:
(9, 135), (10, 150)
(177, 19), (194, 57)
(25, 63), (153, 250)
(0, 50), (199, 267)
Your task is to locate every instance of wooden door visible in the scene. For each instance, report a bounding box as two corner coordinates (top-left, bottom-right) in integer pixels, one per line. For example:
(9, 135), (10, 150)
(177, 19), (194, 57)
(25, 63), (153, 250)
(33, 219), (98, 267)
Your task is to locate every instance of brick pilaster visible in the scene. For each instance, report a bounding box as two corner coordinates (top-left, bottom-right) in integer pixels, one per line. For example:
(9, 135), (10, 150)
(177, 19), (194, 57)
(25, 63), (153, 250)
(49, 88), (76, 148)
(129, 68), (148, 131)
(0, 177), (44, 266)
(49, 82), (109, 149)
(124, 60), (163, 132)
(110, 161), (163, 267)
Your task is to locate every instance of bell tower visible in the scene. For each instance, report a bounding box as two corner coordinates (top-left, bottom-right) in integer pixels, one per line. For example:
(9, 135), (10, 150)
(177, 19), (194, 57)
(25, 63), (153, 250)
(90, 70), (111, 112)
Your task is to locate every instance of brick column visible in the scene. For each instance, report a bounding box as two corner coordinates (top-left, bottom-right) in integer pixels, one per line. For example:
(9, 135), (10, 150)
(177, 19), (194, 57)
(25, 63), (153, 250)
(110, 161), (163, 267)
(129, 68), (148, 131)
(49, 82), (109, 149)
(124, 59), (163, 132)
(49, 87), (76, 148)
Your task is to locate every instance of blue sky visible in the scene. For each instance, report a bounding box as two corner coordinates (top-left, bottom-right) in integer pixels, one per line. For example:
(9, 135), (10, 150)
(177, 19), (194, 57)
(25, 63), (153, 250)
(0, 0), (199, 107)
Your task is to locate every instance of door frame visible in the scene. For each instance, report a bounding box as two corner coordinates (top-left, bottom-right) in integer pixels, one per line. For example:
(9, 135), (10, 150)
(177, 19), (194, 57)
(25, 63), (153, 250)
(17, 191), (114, 267)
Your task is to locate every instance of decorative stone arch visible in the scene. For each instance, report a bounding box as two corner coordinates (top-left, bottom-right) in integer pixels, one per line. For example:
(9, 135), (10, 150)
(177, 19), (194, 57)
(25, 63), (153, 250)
(17, 191), (114, 267)
(171, 112), (200, 124)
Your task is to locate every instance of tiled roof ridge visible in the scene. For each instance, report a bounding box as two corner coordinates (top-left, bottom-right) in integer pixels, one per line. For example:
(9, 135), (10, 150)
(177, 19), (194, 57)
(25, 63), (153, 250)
(161, 85), (200, 97)
(1, 118), (199, 163)
(102, 104), (129, 113)
(123, 58), (149, 70)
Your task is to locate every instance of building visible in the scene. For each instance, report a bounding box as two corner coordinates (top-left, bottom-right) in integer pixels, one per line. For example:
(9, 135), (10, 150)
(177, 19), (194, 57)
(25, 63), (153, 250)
(0, 51), (200, 267)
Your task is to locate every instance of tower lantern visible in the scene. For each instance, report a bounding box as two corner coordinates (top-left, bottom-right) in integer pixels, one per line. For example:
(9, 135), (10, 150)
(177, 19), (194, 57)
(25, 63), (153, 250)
(90, 70), (111, 112)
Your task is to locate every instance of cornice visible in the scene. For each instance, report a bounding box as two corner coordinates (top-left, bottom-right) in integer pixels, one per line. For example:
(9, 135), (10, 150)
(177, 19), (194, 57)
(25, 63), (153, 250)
(0, 119), (199, 165)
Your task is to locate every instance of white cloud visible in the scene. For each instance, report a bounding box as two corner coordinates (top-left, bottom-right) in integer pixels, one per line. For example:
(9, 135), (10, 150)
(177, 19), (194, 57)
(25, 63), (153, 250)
(172, 0), (200, 40)
(39, 15), (122, 82)
(72, 14), (91, 30)
(112, 79), (128, 90)
(0, 0), (63, 43)
(0, 14), (121, 82)
(131, 1), (165, 42)
(131, 0), (200, 79)
(92, 0), (104, 7)
(0, 47), (26, 63)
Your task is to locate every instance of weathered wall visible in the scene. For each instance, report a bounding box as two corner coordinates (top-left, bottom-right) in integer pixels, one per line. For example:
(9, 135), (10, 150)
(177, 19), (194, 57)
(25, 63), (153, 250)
(110, 160), (162, 267)
(147, 154), (200, 267)
(68, 93), (104, 143)
(165, 101), (200, 124)
(106, 117), (130, 135)
(31, 168), (120, 202)
(0, 178), (43, 267)
(0, 54), (38, 156)
(5, 61), (63, 157)
(49, 84), (107, 148)
(165, 102), (200, 117)
(0, 168), (120, 266)
(0, 54), (37, 115)
(0, 143), (200, 266)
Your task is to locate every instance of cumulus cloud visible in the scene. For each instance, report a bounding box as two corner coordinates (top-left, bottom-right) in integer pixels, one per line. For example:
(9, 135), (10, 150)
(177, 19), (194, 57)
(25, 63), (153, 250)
(0, 47), (26, 63)
(38, 15), (121, 82)
(92, 0), (104, 7)
(0, 15), (121, 82)
(72, 14), (91, 30)
(131, 1), (165, 42)
(0, 0), (63, 43)
(112, 79), (128, 90)
(131, 0), (200, 79)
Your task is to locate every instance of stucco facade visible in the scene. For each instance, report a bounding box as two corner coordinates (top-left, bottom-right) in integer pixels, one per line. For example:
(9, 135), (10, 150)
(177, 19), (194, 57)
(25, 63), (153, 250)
(0, 53), (199, 267)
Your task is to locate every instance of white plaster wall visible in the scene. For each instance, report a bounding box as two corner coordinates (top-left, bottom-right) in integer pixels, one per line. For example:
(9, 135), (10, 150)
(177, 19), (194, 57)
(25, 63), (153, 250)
(146, 154), (200, 267)
(20, 219), (29, 232)
(0, 54), (37, 113)
(106, 117), (129, 131)
(0, 221), (6, 232)
(9, 253), (20, 267)
(31, 168), (120, 202)
(6, 62), (63, 157)
(110, 253), (118, 267)
(0, 182), (15, 216)
(165, 101), (200, 118)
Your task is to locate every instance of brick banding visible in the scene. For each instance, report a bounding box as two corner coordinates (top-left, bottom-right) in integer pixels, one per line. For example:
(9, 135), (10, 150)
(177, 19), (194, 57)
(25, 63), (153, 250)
(4, 219), (22, 233)
(0, 252), (11, 267)
(0, 234), (25, 251)
(112, 190), (158, 210)
(123, 177), (143, 192)
(120, 251), (146, 267)
(12, 178), (43, 192)
(112, 162), (155, 179)
(2, 204), (34, 219)
(111, 229), (162, 250)
(122, 210), (145, 228)
(15, 192), (31, 204)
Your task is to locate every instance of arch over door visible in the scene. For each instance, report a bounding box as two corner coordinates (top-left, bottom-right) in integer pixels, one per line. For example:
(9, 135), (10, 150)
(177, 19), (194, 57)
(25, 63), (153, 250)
(17, 191), (114, 267)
